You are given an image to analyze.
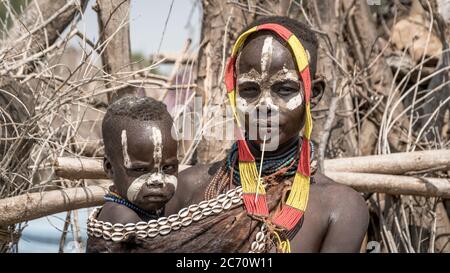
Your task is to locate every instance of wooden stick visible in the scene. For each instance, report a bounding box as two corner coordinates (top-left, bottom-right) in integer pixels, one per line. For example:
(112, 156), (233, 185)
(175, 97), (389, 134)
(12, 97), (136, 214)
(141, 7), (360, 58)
(325, 171), (450, 198)
(2, 171), (449, 226)
(0, 186), (108, 226)
(55, 157), (108, 180)
(55, 149), (450, 180)
(54, 157), (191, 179)
(324, 149), (450, 174)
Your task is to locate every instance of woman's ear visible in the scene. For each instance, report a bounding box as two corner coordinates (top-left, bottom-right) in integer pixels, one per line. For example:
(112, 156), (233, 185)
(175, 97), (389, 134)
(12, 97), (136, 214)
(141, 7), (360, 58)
(103, 157), (114, 179)
(311, 75), (325, 108)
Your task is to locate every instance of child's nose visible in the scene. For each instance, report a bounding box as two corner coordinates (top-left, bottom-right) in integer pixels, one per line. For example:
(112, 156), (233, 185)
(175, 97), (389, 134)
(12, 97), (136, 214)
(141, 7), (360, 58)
(146, 173), (164, 186)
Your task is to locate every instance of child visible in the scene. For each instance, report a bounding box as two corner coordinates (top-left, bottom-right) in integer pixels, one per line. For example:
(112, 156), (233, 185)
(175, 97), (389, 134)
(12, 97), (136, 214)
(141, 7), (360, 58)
(96, 96), (178, 224)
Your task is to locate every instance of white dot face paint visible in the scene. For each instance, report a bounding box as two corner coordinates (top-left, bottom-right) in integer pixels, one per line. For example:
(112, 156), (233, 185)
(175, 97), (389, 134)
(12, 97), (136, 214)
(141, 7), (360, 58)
(282, 64), (289, 74)
(286, 93), (303, 110)
(121, 130), (132, 169)
(282, 70), (300, 82)
(260, 36), (274, 79)
(236, 96), (249, 112)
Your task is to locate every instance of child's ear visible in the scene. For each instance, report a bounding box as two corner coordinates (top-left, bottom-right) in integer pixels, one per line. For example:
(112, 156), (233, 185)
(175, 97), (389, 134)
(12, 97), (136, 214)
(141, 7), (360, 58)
(103, 157), (114, 179)
(311, 76), (325, 108)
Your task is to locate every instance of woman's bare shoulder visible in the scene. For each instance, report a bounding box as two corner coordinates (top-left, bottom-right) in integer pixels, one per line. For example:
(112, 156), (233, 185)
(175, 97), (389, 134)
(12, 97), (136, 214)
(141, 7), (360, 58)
(166, 161), (222, 214)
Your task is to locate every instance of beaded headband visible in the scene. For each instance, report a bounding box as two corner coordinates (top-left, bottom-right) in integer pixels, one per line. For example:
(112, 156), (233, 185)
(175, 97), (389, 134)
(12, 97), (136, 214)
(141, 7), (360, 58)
(225, 23), (312, 231)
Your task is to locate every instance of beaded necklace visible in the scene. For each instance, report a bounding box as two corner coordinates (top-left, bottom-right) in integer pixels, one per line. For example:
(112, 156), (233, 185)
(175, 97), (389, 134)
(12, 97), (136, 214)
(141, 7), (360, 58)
(104, 192), (162, 220)
(205, 138), (316, 200)
(226, 138), (314, 186)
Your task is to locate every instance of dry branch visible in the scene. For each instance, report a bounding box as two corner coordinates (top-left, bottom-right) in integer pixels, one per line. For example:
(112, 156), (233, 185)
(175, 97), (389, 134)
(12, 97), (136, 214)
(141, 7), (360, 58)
(1, 0), (88, 63)
(325, 171), (450, 198)
(55, 157), (107, 180)
(4, 164), (448, 227)
(94, 0), (132, 100)
(56, 149), (450, 180)
(150, 52), (198, 65)
(54, 157), (191, 180)
(324, 149), (450, 174)
(0, 186), (108, 226)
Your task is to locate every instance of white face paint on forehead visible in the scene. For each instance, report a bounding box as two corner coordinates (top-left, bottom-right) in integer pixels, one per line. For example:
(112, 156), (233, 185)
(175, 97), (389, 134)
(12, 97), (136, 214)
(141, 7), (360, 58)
(282, 70), (300, 82)
(282, 63), (289, 74)
(237, 76), (261, 85)
(260, 36), (274, 79)
(151, 126), (163, 171)
(121, 130), (132, 168)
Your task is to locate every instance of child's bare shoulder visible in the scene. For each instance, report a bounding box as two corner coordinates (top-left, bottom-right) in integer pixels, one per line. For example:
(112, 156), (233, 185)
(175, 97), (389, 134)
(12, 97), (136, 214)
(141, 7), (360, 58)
(97, 202), (141, 224)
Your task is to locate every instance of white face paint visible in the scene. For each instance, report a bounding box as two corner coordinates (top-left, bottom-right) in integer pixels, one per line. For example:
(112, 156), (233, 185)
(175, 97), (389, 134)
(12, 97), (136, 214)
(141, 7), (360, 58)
(127, 177), (147, 202)
(126, 126), (178, 203)
(121, 130), (132, 168)
(283, 70), (300, 82)
(236, 38), (302, 115)
(164, 174), (178, 191)
(151, 127), (162, 171)
(127, 172), (178, 202)
(237, 76), (260, 84)
(258, 95), (279, 111)
(282, 64), (289, 74)
(236, 96), (249, 112)
(286, 93), (303, 110)
(260, 36), (274, 79)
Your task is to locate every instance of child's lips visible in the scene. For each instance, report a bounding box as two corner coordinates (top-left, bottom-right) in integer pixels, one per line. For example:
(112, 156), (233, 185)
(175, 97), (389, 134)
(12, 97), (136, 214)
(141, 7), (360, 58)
(141, 188), (170, 200)
(143, 195), (167, 202)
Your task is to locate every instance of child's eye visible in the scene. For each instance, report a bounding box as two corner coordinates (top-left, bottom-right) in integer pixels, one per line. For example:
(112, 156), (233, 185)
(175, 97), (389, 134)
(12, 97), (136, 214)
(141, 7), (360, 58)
(162, 165), (177, 174)
(132, 167), (147, 173)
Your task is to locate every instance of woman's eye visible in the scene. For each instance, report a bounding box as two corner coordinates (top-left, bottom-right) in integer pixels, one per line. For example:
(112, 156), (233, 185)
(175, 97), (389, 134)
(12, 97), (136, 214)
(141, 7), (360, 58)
(238, 84), (260, 98)
(274, 86), (298, 96)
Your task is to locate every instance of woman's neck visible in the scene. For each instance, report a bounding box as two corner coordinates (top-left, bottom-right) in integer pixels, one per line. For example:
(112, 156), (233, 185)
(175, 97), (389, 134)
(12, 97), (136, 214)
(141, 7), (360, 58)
(247, 136), (300, 158)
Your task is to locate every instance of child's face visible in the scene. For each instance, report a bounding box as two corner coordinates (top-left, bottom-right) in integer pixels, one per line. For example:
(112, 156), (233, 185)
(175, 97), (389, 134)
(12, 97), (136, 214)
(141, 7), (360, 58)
(105, 119), (178, 212)
(236, 34), (306, 148)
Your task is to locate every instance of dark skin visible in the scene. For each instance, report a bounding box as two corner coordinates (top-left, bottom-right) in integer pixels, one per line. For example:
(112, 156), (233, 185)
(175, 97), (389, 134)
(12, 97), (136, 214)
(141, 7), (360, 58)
(170, 34), (369, 252)
(98, 117), (179, 224)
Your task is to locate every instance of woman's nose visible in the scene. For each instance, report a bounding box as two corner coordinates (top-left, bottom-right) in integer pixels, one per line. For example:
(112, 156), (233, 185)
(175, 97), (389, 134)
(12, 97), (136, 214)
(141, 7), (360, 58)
(257, 95), (279, 115)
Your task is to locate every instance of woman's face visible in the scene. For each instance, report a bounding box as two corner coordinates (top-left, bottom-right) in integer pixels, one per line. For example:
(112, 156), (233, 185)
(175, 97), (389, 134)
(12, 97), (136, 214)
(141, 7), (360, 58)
(236, 34), (306, 150)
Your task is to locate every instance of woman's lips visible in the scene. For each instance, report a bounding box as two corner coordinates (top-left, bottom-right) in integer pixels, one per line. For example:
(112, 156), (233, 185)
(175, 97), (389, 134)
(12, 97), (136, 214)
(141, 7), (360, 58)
(254, 119), (280, 127)
(252, 120), (281, 130)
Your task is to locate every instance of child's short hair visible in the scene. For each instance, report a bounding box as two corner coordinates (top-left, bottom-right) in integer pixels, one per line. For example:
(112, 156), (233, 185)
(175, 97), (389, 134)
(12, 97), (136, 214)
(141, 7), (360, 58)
(102, 96), (173, 158)
(103, 96), (172, 122)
